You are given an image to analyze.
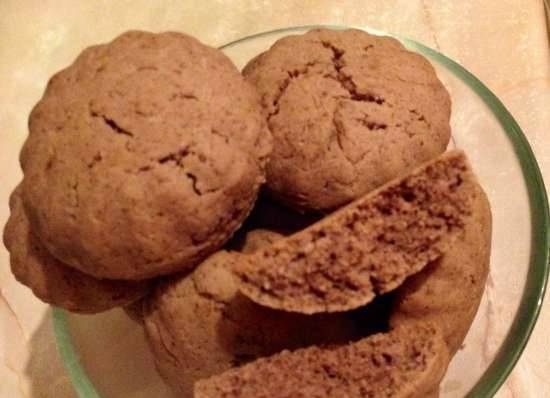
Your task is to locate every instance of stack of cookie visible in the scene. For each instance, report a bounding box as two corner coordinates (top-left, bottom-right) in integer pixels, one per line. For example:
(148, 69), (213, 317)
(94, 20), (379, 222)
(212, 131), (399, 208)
(4, 31), (271, 313)
(3, 29), (492, 398)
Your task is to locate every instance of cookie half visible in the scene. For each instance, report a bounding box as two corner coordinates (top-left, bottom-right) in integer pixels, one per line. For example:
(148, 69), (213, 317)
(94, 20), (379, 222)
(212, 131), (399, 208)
(234, 150), (477, 314)
(195, 322), (449, 398)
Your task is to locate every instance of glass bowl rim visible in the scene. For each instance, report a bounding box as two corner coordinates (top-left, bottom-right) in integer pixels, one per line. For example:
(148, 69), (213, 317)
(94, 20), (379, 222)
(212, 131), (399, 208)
(53, 24), (550, 398)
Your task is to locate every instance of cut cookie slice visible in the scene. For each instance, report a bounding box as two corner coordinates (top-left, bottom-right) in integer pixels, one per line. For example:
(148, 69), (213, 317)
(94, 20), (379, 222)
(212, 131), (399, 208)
(234, 150), (478, 314)
(194, 321), (450, 398)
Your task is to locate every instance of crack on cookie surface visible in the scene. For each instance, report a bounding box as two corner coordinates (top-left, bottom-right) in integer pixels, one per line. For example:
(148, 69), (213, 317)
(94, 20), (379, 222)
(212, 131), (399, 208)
(321, 40), (386, 105)
(87, 152), (103, 169)
(210, 128), (230, 144)
(158, 147), (190, 165)
(185, 172), (202, 195)
(406, 108), (432, 135)
(267, 61), (322, 121)
(168, 92), (198, 102)
(68, 179), (79, 221)
(90, 111), (134, 137)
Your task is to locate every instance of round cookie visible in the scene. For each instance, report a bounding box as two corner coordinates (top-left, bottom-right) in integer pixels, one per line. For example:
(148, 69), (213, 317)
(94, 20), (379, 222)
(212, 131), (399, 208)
(21, 30), (271, 280)
(3, 188), (148, 313)
(244, 28), (451, 211)
(143, 231), (358, 397)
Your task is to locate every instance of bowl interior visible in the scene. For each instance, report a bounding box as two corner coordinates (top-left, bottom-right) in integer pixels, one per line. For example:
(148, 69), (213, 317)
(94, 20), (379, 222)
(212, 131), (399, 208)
(54, 26), (549, 398)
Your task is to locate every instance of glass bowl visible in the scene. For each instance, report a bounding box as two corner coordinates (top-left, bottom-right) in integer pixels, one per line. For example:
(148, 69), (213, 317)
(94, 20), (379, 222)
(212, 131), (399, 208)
(53, 25), (549, 398)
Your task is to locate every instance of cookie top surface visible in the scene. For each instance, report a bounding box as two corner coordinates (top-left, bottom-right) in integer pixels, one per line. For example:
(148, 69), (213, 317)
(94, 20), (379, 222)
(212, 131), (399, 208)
(244, 28), (451, 211)
(3, 188), (148, 313)
(21, 31), (271, 280)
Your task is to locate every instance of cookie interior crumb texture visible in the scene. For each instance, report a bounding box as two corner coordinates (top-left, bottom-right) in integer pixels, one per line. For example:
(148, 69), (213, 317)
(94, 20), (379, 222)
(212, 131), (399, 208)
(194, 321), (450, 398)
(19, 30), (271, 280)
(244, 28), (451, 211)
(234, 150), (477, 314)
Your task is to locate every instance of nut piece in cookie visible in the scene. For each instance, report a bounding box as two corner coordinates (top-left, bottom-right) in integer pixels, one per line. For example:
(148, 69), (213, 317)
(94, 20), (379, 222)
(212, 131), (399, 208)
(20, 30), (271, 280)
(244, 28), (451, 211)
(234, 150), (478, 314)
(391, 179), (492, 354)
(143, 231), (358, 397)
(3, 188), (148, 314)
(195, 321), (450, 398)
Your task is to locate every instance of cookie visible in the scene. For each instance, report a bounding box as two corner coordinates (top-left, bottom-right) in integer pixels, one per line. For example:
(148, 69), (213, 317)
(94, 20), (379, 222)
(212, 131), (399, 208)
(195, 321), (450, 398)
(234, 150), (477, 314)
(244, 28), (451, 211)
(20, 30), (271, 280)
(143, 231), (358, 397)
(3, 188), (148, 313)
(390, 180), (492, 354)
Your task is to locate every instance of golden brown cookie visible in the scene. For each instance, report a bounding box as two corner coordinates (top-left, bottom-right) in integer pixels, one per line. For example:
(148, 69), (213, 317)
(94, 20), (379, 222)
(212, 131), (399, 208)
(390, 180), (492, 354)
(234, 150), (477, 314)
(143, 231), (358, 397)
(3, 188), (148, 313)
(195, 321), (450, 398)
(20, 30), (271, 280)
(244, 28), (451, 211)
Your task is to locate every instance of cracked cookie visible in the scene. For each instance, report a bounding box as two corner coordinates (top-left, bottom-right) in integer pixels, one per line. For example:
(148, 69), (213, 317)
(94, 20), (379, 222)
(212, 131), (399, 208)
(244, 28), (451, 211)
(195, 321), (449, 398)
(143, 230), (358, 397)
(3, 188), (148, 313)
(234, 150), (477, 314)
(19, 30), (272, 280)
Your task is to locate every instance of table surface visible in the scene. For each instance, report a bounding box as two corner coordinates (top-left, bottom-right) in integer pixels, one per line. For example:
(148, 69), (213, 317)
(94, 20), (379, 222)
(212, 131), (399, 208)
(1, 1), (549, 397)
